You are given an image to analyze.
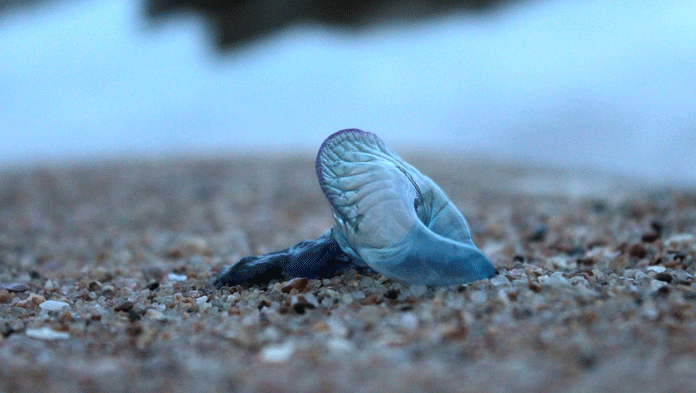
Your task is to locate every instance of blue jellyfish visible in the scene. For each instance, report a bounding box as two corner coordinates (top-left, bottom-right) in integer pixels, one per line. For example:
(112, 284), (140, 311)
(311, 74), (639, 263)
(214, 129), (497, 287)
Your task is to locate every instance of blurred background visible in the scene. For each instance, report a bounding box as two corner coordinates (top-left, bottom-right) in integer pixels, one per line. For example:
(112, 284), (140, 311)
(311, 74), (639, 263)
(1, 0), (694, 185)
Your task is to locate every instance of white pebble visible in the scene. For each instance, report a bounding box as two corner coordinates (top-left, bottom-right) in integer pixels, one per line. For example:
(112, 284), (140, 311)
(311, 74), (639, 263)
(167, 273), (187, 282)
(325, 289), (340, 299)
(144, 309), (167, 322)
(646, 266), (666, 273)
(400, 313), (419, 332)
(569, 276), (588, 285)
(641, 302), (659, 320)
(327, 338), (353, 352)
(650, 279), (668, 292)
(303, 292), (319, 307)
(26, 327), (70, 340)
(490, 275), (511, 287)
(39, 300), (69, 311)
(320, 297), (333, 308)
(259, 342), (294, 363)
(673, 270), (693, 281)
(351, 291), (365, 300)
(664, 233), (695, 247)
(542, 272), (569, 287)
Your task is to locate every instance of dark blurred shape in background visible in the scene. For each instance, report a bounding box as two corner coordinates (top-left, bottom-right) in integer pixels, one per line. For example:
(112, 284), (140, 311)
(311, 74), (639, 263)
(3, 0), (509, 49)
(145, 0), (506, 49)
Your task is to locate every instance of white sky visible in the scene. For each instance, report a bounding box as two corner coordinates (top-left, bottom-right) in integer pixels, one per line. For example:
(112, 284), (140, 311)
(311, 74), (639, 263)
(1, 0), (695, 185)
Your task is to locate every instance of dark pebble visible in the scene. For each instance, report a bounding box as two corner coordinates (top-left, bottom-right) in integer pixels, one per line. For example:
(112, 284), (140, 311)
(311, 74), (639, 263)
(114, 301), (134, 312)
(126, 324), (143, 336)
(650, 221), (663, 233)
(128, 309), (141, 322)
(566, 247), (585, 257)
(384, 289), (400, 300)
(88, 281), (101, 292)
(257, 299), (270, 309)
(641, 232), (660, 243)
(654, 272), (673, 283)
(146, 282), (160, 291)
(1, 322), (15, 338)
(361, 294), (380, 305)
(2, 283), (29, 292)
(627, 244), (647, 259)
(166, 248), (184, 259)
(528, 225), (547, 242)
(0, 289), (9, 303)
(292, 302), (315, 314)
(654, 286), (670, 297)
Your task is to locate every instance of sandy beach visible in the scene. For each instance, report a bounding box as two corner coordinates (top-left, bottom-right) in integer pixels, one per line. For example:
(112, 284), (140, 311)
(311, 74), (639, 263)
(1, 154), (695, 392)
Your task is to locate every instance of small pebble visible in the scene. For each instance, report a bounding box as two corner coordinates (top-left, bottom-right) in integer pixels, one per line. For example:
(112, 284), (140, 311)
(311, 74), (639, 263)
(490, 275), (511, 287)
(326, 338), (353, 352)
(542, 272), (569, 287)
(281, 277), (309, 293)
(361, 294), (379, 305)
(145, 309), (167, 322)
(292, 300), (315, 314)
(650, 279), (668, 292)
(528, 225), (547, 242)
(647, 266), (667, 274)
(15, 294), (45, 308)
(259, 342), (294, 363)
(654, 272), (673, 283)
(26, 327), (70, 341)
(167, 273), (187, 282)
(400, 313), (419, 332)
(147, 282), (160, 291)
(441, 323), (468, 340)
(627, 244), (647, 259)
(114, 301), (134, 312)
(2, 283), (29, 292)
(351, 291), (365, 300)
(641, 232), (660, 243)
(0, 289), (10, 303)
(39, 300), (70, 311)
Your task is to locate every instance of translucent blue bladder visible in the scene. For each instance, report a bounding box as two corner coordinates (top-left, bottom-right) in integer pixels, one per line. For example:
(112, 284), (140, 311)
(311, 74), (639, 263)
(214, 129), (496, 287)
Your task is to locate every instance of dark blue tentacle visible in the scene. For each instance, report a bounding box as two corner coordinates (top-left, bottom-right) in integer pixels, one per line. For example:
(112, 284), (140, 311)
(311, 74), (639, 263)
(214, 230), (367, 287)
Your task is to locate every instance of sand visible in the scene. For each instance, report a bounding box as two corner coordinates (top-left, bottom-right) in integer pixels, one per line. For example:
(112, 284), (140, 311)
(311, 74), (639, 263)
(0, 154), (695, 392)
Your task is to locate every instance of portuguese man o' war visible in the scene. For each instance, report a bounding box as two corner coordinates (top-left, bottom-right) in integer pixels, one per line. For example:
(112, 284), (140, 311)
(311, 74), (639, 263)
(214, 129), (497, 287)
